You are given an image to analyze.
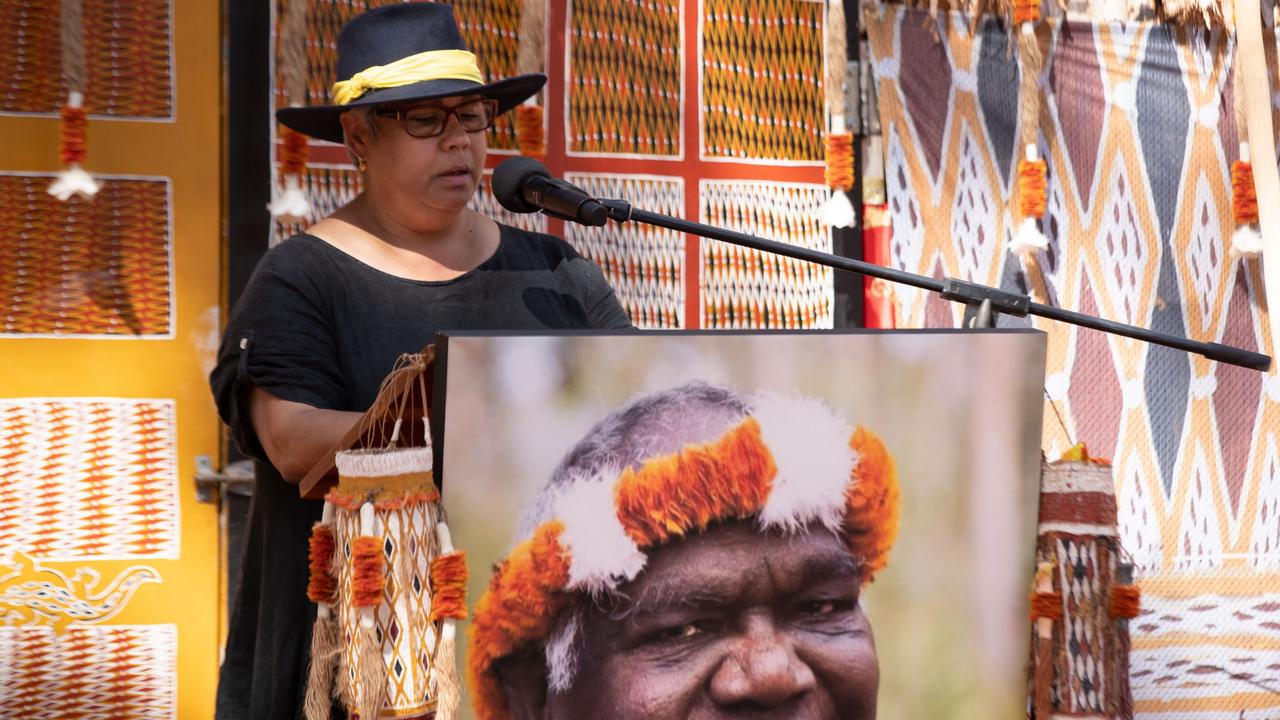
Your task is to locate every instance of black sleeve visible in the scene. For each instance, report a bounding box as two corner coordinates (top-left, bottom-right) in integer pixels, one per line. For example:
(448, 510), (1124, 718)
(570, 255), (634, 330)
(208, 239), (348, 461)
(529, 231), (634, 330)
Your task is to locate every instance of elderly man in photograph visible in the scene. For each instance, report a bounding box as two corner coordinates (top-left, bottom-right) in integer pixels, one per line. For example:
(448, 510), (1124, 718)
(467, 382), (901, 720)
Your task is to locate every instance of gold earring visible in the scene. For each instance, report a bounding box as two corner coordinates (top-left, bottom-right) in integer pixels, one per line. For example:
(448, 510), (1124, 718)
(355, 156), (367, 173)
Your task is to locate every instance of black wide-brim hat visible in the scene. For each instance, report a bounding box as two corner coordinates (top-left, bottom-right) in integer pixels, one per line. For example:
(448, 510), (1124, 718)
(277, 3), (545, 144)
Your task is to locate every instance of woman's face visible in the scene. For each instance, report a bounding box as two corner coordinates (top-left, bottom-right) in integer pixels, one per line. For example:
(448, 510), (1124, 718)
(343, 94), (490, 227)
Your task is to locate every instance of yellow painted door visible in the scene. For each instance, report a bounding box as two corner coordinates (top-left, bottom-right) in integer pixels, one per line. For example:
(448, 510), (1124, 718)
(0, 0), (221, 716)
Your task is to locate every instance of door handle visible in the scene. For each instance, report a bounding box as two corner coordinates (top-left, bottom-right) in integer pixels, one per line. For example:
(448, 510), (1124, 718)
(194, 454), (254, 503)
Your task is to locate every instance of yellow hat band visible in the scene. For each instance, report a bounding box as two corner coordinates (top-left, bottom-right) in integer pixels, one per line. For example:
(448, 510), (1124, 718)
(330, 49), (485, 106)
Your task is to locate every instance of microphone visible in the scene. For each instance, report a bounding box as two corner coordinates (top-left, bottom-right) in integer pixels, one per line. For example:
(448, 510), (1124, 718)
(491, 156), (609, 226)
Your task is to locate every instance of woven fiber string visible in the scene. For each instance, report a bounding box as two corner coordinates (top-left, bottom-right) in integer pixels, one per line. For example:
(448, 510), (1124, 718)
(61, 0), (86, 95)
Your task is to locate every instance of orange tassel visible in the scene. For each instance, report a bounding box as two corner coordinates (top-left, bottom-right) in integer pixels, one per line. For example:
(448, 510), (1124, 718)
(1030, 590), (1063, 620)
(307, 524), (337, 604)
(844, 427), (900, 583)
(1013, 0), (1041, 24)
(516, 104), (546, 159)
(280, 125), (309, 177)
(351, 535), (385, 608)
(1018, 158), (1047, 219)
(1233, 160), (1259, 225)
(1110, 584), (1141, 619)
(59, 105), (88, 165)
(824, 132), (855, 192)
(429, 551), (469, 621)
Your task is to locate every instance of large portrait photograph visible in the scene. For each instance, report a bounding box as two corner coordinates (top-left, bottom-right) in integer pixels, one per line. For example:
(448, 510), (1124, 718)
(436, 330), (1047, 720)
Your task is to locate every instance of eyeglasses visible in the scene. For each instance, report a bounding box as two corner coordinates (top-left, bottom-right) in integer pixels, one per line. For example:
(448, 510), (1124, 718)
(374, 98), (499, 139)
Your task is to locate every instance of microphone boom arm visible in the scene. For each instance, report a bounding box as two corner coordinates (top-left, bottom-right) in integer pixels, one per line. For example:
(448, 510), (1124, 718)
(598, 199), (1271, 371)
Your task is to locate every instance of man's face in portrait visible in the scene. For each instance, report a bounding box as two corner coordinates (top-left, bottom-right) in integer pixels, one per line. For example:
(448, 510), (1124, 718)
(538, 519), (878, 719)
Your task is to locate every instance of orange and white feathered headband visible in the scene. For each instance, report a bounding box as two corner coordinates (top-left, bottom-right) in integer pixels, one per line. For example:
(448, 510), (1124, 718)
(467, 394), (900, 720)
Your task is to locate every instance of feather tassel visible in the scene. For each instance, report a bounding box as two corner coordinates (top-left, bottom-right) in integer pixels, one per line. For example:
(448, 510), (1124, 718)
(1232, 145), (1262, 257)
(50, 0), (99, 201)
(1011, 146), (1050, 264)
(822, 0), (856, 229)
(271, 0), (312, 221)
(304, 503), (340, 720)
(433, 522), (463, 718)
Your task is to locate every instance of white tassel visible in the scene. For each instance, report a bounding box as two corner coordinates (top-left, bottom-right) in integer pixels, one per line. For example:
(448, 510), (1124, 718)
(268, 174), (312, 222)
(820, 189), (856, 228)
(1008, 216), (1049, 254)
(47, 164), (101, 201)
(1231, 224), (1264, 257)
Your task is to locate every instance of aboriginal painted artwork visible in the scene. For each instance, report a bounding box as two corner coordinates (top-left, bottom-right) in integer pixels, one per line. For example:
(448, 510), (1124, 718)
(563, 173), (686, 327)
(0, 399), (179, 561)
(0, 399), (176, 714)
(868, 7), (1280, 715)
(701, 181), (833, 328)
(0, 0), (173, 118)
(0, 625), (176, 718)
(0, 551), (158, 632)
(0, 175), (172, 337)
(567, 0), (682, 156)
(271, 0), (835, 330)
(701, 0), (826, 161)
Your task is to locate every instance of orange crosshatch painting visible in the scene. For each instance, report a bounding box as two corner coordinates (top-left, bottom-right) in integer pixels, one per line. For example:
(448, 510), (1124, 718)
(567, 0), (682, 157)
(701, 0), (825, 161)
(0, 0), (174, 118)
(700, 180), (833, 328)
(563, 173), (686, 328)
(0, 399), (179, 560)
(0, 625), (177, 717)
(0, 175), (172, 338)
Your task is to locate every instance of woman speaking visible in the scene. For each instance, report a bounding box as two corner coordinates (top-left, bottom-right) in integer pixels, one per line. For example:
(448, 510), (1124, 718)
(209, 4), (631, 718)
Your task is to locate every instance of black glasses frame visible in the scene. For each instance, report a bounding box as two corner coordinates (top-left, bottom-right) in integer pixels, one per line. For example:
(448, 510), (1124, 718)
(373, 98), (499, 139)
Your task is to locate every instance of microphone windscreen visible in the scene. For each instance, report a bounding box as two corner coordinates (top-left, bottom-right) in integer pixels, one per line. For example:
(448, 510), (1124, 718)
(491, 156), (551, 214)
